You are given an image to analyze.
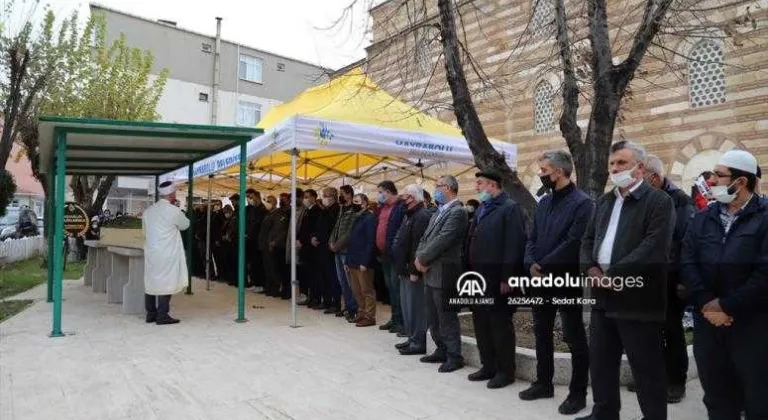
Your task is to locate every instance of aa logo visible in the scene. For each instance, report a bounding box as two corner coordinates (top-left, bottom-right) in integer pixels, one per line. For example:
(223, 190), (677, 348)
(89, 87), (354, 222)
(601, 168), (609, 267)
(457, 271), (486, 297)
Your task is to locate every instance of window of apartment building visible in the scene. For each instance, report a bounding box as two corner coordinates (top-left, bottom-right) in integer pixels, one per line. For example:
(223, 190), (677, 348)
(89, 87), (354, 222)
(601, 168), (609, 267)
(237, 101), (262, 127)
(531, 0), (554, 40)
(533, 81), (555, 134)
(415, 36), (435, 74)
(689, 40), (726, 108)
(239, 54), (264, 84)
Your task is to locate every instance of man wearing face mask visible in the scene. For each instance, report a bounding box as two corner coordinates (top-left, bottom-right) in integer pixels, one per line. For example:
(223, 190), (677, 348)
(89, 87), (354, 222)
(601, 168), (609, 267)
(269, 193), (292, 299)
(415, 175), (469, 373)
(520, 151), (591, 415)
(635, 155), (695, 403)
(464, 170), (526, 389)
(245, 189), (268, 292)
(210, 200), (225, 281)
(313, 188), (342, 313)
(393, 184), (434, 355)
(579, 140), (675, 420)
(220, 205), (238, 285)
(681, 149), (768, 420)
(259, 194), (280, 297)
(298, 189), (323, 307)
(374, 180), (406, 334)
(330, 185), (360, 321)
(464, 199), (479, 225)
(265, 195), (277, 211)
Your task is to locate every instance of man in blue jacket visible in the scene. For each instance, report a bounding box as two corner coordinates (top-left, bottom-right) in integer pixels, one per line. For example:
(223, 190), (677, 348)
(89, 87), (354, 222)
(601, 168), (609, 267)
(520, 150), (592, 415)
(681, 149), (768, 420)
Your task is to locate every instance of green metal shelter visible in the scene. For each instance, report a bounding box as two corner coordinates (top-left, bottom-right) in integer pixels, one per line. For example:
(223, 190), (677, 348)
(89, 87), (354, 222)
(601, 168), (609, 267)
(38, 116), (263, 337)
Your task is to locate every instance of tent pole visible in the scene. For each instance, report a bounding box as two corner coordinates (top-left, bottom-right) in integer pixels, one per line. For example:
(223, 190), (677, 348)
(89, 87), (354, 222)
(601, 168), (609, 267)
(236, 140), (248, 322)
(290, 147), (298, 328)
(186, 165), (194, 295)
(206, 174), (213, 291)
(50, 130), (67, 338)
(46, 159), (55, 303)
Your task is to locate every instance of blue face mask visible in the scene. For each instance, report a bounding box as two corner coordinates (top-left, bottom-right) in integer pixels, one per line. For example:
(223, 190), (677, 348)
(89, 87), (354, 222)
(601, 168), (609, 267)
(434, 189), (446, 205)
(377, 192), (387, 204)
(478, 190), (492, 202)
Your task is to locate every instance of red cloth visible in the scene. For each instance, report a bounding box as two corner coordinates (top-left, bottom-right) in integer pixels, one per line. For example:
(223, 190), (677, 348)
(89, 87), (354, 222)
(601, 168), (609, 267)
(376, 203), (393, 253)
(694, 190), (709, 210)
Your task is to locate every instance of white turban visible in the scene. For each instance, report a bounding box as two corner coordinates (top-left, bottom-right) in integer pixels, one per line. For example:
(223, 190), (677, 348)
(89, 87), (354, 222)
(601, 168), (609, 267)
(158, 181), (176, 196)
(718, 150), (757, 175)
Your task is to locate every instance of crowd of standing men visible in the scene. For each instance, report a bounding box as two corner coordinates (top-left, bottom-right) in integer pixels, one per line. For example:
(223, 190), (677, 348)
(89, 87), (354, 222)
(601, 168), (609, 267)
(184, 140), (766, 420)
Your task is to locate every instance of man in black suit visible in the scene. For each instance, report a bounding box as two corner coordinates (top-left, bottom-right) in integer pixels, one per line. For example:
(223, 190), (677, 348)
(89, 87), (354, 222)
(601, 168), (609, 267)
(578, 140), (675, 420)
(298, 189), (323, 307)
(245, 189), (268, 292)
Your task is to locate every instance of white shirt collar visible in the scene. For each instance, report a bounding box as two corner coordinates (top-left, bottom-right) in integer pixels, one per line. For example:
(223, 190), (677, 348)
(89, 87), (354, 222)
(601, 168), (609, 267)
(614, 179), (644, 199)
(439, 198), (459, 212)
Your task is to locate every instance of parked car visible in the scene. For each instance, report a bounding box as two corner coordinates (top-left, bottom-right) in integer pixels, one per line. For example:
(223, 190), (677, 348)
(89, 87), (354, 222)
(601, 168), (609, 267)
(0, 206), (40, 241)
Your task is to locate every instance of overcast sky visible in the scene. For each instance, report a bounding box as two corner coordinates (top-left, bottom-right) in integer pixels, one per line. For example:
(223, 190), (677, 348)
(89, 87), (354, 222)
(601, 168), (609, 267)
(16, 0), (376, 70)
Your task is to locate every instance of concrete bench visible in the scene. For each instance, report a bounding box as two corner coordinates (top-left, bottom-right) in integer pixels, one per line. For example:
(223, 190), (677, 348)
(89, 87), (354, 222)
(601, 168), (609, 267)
(84, 241), (109, 293)
(107, 246), (145, 315)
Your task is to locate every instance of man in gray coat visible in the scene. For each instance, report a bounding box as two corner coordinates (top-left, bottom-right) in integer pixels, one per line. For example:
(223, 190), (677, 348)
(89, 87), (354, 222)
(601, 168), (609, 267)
(415, 175), (469, 373)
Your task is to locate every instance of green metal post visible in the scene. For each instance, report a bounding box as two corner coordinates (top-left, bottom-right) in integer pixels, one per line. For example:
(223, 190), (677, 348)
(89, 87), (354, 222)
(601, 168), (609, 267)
(186, 166), (194, 295)
(46, 162), (55, 303)
(51, 131), (67, 337)
(154, 175), (159, 203)
(236, 140), (247, 323)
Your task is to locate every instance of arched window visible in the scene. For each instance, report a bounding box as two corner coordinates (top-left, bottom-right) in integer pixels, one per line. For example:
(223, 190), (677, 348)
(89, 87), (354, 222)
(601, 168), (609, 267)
(534, 81), (555, 134)
(689, 40), (726, 108)
(531, 0), (554, 39)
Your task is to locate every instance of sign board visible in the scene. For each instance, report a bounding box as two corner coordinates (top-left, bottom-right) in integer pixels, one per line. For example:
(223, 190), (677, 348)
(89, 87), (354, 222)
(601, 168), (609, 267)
(64, 202), (89, 237)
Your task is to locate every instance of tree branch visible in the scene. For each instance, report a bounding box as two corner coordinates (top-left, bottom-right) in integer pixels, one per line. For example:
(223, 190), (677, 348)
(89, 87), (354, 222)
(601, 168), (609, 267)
(554, 0), (584, 163)
(620, 0), (675, 79)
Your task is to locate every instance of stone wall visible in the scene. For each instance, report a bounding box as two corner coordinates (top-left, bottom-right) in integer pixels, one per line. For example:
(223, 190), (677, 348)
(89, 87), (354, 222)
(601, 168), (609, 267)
(364, 0), (768, 197)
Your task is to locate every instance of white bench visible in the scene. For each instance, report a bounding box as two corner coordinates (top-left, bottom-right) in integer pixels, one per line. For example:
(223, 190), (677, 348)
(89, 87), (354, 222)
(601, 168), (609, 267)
(84, 241), (109, 293)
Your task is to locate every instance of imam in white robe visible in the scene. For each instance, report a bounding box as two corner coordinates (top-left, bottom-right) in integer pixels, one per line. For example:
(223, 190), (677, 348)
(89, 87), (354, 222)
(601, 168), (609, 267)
(143, 199), (190, 295)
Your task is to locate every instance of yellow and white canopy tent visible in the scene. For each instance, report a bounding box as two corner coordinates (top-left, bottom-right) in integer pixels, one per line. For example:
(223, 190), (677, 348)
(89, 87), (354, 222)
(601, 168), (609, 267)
(160, 68), (518, 326)
(163, 68), (517, 192)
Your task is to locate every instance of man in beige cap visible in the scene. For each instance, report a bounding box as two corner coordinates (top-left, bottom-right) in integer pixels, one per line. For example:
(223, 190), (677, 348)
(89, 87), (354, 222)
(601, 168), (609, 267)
(681, 149), (768, 419)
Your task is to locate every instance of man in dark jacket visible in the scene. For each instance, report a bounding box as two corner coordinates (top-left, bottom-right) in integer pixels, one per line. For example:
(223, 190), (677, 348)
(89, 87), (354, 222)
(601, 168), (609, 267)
(681, 149), (768, 420)
(330, 185), (360, 321)
(578, 141), (675, 420)
(520, 151), (591, 415)
(313, 187), (342, 313)
(374, 180), (407, 334)
(259, 198), (280, 297)
(639, 154), (695, 403)
(269, 193), (291, 299)
(464, 170), (526, 389)
(220, 205), (238, 285)
(210, 200), (224, 281)
(298, 189), (323, 307)
(245, 189), (268, 292)
(393, 184), (433, 355)
(345, 194), (377, 327)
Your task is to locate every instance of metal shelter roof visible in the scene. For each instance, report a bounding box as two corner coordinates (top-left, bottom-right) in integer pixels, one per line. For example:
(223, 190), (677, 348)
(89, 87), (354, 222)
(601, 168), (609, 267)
(38, 116), (263, 176)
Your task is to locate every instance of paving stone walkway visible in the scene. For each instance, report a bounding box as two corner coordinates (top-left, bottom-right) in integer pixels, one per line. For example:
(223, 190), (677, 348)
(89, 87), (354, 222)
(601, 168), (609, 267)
(0, 278), (707, 420)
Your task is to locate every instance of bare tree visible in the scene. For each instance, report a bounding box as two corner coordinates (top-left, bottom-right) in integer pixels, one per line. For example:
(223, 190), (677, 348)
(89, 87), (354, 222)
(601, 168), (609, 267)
(331, 0), (763, 202)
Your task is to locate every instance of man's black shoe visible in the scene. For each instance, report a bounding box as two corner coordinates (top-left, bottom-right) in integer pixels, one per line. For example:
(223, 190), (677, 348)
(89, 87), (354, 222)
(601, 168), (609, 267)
(323, 307), (338, 314)
(438, 360), (464, 373)
(335, 310), (347, 317)
(379, 321), (393, 330)
(667, 384), (686, 403)
(574, 415), (595, 420)
(396, 331), (409, 338)
(558, 395), (587, 415)
(395, 341), (411, 350)
(316, 303), (330, 310)
(156, 316), (180, 325)
(519, 383), (555, 401)
(487, 373), (513, 389)
(399, 347), (427, 356)
(420, 353), (447, 364)
(467, 368), (495, 382)
(388, 324), (403, 334)
(145, 314), (156, 323)
(281, 294), (291, 300)
(346, 313), (358, 323)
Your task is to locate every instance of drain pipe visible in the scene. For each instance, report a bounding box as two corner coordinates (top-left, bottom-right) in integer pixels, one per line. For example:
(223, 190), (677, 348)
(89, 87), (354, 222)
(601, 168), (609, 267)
(211, 17), (222, 125)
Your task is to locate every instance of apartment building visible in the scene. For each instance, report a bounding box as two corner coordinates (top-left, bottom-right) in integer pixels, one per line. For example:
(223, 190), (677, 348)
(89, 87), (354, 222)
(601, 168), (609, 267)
(362, 0), (768, 197)
(89, 4), (328, 208)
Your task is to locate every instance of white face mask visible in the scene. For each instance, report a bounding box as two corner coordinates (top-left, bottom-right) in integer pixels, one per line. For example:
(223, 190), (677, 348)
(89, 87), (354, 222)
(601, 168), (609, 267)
(610, 165), (637, 189)
(321, 197), (333, 207)
(264, 203), (273, 211)
(711, 181), (740, 204)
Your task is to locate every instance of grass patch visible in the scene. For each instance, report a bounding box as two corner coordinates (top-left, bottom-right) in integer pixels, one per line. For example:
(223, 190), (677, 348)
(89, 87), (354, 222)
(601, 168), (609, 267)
(0, 299), (34, 322)
(0, 257), (86, 322)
